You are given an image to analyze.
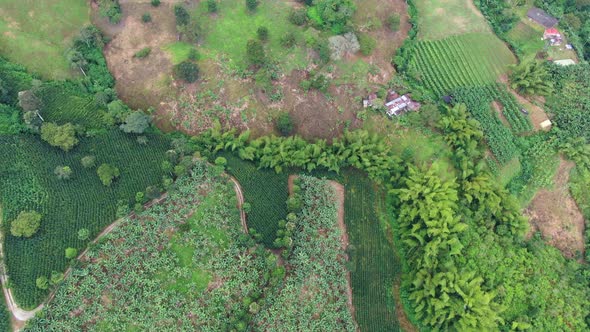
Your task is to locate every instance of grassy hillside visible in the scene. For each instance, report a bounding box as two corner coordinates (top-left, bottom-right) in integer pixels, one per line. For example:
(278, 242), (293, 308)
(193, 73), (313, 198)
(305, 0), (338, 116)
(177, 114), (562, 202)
(0, 0), (89, 79)
(415, 0), (491, 40)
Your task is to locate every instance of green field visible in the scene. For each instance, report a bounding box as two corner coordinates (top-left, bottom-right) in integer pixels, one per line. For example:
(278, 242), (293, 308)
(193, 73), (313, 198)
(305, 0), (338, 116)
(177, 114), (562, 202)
(0, 131), (170, 308)
(507, 21), (545, 60)
(342, 170), (401, 331)
(194, 0), (308, 71)
(0, 0), (89, 79)
(409, 33), (516, 96)
(414, 0), (491, 40)
(162, 42), (196, 65)
(0, 294), (9, 332)
(220, 152), (289, 246)
(25, 162), (274, 331)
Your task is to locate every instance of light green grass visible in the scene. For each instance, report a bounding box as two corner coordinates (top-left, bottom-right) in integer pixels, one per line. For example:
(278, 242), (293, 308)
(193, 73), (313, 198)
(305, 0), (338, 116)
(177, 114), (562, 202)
(415, 0), (491, 40)
(507, 21), (545, 60)
(0, 0), (89, 79)
(162, 42), (195, 65)
(194, 0), (308, 71)
(498, 157), (522, 187)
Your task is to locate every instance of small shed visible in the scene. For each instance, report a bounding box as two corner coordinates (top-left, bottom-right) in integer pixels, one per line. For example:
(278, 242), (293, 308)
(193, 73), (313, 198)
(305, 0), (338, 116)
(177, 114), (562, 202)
(540, 119), (552, 130)
(527, 8), (558, 28)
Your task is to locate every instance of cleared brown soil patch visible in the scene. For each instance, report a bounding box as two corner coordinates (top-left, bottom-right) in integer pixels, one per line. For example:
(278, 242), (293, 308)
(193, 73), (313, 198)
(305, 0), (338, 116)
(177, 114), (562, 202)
(392, 280), (418, 332)
(526, 159), (585, 259)
(498, 75), (550, 131)
(491, 100), (510, 128)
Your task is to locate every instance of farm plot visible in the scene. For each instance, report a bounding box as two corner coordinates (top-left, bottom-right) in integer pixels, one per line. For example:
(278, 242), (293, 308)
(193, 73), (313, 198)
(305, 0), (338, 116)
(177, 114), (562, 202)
(453, 85), (520, 164)
(409, 33), (515, 96)
(0, 130), (169, 308)
(25, 162), (275, 331)
(253, 176), (356, 331)
(342, 170), (401, 331)
(36, 83), (105, 129)
(415, 0), (491, 40)
(0, 0), (89, 79)
(219, 152), (289, 246)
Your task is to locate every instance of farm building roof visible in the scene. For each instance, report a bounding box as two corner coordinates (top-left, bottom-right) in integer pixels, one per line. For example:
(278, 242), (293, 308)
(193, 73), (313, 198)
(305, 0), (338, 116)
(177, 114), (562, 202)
(527, 8), (558, 28)
(545, 28), (559, 35)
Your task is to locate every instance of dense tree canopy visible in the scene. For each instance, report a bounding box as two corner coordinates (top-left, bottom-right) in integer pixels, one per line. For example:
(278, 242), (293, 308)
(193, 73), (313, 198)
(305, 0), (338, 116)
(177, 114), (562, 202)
(10, 211), (42, 238)
(40, 122), (79, 152)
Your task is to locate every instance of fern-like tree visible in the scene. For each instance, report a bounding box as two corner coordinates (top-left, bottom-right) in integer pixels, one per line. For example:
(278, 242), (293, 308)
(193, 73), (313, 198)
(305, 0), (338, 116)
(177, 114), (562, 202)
(509, 60), (553, 96)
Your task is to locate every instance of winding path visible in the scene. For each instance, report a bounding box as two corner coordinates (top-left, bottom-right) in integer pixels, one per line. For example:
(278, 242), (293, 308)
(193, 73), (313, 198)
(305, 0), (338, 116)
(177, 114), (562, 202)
(0, 177), (248, 330)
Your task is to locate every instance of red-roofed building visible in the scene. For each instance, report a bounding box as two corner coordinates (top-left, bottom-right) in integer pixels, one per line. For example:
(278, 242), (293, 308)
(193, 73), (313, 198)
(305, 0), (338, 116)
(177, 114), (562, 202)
(543, 28), (562, 45)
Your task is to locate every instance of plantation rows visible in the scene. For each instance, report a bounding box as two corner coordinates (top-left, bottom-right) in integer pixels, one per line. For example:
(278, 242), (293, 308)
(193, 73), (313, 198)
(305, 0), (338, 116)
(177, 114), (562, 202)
(37, 84), (105, 129)
(220, 152), (289, 246)
(409, 33), (515, 95)
(485, 84), (533, 133)
(342, 171), (401, 332)
(26, 162), (275, 330)
(453, 86), (519, 164)
(0, 130), (169, 307)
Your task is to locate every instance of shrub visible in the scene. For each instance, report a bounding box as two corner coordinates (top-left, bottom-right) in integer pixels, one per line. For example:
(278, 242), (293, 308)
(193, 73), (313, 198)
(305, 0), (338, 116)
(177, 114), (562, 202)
(36, 276), (48, 290)
(78, 228), (90, 241)
(276, 112), (294, 136)
(188, 48), (200, 61)
(246, 0), (259, 11)
(10, 211), (42, 238)
(142, 13), (152, 23)
(151, 0), (160, 6)
(174, 5), (190, 26)
(173, 61), (200, 83)
(81, 155), (96, 169)
(54, 166), (73, 180)
(280, 32), (296, 48)
(40, 122), (79, 152)
(288, 9), (308, 26)
(246, 39), (266, 66)
(387, 14), (400, 31)
(207, 0), (218, 13)
(97, 163), (120, 186)
(257, 26), (269, 42)
(134, 47), (151, 58)
(120, 112), (151, 134)
(358, 34), (376, 56)
(65, 248), (78, 259)
(215, 156), (227, 166)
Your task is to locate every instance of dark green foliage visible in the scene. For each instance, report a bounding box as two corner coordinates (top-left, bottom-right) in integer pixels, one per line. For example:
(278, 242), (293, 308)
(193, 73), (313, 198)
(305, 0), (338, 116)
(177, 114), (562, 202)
(0, 297), (9, 332)
(313, 0), (356, 33)
(72, 27), (115, 93)
(546, 64), (590, 142)
(98, 0), (122, 24)
(173, 61), (200, 83)
(0, 130), (169, 307)
(276, 112), (294, 136)
(509, 61), (553, 96)
(280, 32), (296, 48)
(474, 0), (518, 35)
(0, 57), (33, 106)
(134, 47), (151, 58)
(387, 14), (401, 32)
(256, 26), (269, 42)
(0, 104), (25, 134)
(174, 5), (190, 26)
(246, 0), (259, 11)
(288, 8), (308, 26)
(207, 0), (218, 13)
(246, 39), (266, 66)
(141, 13), (152, 23)
(150, 0), (160, 6)
(219, 153), (289, 246)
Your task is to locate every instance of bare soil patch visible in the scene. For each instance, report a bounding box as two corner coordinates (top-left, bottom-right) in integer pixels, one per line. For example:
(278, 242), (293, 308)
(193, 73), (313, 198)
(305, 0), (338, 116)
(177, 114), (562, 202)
(491, 100), (510, 127)
(511, 90), (549, 131)
(526, 159), (586, 259)
(393, 279), (418, 332)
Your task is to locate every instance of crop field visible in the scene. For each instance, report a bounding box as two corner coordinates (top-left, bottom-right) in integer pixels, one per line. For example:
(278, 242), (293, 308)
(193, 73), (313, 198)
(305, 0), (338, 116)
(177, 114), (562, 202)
(0, 296), (8, 332)
(409, 33), (516, 95)
(0, 0), (89, 79)
(0, 130), (170, 308)
(453, 85), (519, 164)
(253, 176), (356, 330)
(415, 0), (491, 40)
(26, 162), (274, 331)
(219, 152), (289, 246)
(37, 84), (105, 129)
(194, 0), (308, 71)
(341, 170), (401, 331)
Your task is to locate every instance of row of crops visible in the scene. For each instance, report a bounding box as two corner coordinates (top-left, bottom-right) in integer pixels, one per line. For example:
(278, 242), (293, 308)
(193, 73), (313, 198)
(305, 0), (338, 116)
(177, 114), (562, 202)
(220, 152), (289, 246)
(453, 85), (520, 164)
(409, 33), (515, 96)
(37, 83), (105, 129)
(0, 130), (170, 308)
(485, 84), (533, 133)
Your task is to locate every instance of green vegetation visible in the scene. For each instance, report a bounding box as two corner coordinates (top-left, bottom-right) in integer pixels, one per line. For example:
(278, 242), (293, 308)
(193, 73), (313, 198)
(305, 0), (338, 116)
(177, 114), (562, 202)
(509, 60), (553, 96)
(220, 152), (288, 246)
(133, 47), (151, 59)
(97, 0), (122, 24)
(162, 42), (196, 65)
(26, 161), (277, 331)
(276, 112), (294, 136)
(173, 61), (200, 83)
(253, 176), (355, 330)
(408, 33), (515, 96)
(40, 122), (79, 151)
(0, 297), (9, 332)
(414, 0), (491, 40)
(10, 210), (42, 238)
(0, 0), (89, 79)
